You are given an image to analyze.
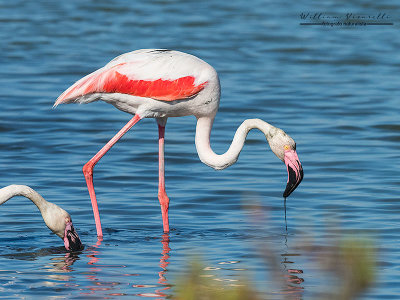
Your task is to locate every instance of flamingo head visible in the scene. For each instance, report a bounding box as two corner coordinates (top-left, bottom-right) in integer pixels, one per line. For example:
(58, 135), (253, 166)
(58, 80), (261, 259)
(42, 203), (83, 252)
(63, 217), (83, 252)
(267, 128), (304, 197)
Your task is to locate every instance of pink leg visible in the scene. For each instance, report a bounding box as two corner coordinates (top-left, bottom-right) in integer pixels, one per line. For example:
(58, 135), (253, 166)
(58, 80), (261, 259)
(83, 114), (141, 237)
(158, 123), (170, 232)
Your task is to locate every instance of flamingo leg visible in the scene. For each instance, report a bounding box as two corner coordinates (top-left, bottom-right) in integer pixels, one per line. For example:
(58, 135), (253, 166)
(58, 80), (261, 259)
(158, 122), (170, 233)
(83, 114), (141, 237)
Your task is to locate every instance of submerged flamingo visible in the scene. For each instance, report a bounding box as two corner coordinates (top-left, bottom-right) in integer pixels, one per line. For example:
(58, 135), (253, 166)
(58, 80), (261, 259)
(0, 185), (82, 251)
(54, 49), (303, 237)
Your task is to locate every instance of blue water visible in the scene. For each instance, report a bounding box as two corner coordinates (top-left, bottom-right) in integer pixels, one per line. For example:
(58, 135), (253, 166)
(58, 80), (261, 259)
(1, 0), (399, 299)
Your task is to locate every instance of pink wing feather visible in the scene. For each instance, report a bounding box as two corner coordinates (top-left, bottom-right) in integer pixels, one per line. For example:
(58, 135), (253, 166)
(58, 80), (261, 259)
(55, 51), (208, 106)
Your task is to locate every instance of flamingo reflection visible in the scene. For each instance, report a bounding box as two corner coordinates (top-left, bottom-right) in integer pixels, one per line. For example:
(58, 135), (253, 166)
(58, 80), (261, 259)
(83, 234), (171, 298)
(157, 234), (171, 294)
(245, 199), (305, 298)
(281, 251), (304, 299)
(135, 233), (171, 298)
(83, 237), (131, 296)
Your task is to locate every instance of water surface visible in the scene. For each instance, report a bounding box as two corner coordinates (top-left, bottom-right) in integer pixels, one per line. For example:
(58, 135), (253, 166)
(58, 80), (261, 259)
(0, 0), (399, 299)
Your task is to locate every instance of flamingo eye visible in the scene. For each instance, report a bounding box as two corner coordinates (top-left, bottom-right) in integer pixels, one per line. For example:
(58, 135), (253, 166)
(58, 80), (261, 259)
(284, 145), (290, 150)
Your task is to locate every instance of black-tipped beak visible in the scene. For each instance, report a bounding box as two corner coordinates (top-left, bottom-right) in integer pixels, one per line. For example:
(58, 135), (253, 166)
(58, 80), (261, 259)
(283, 150), (304, 198)
(64, 222), (83, 252)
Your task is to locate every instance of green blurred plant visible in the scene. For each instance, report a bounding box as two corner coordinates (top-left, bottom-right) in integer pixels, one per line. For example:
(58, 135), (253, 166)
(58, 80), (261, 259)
(173, 238), (375, 300)
(173, 199), (375, 299)
(322, 238), (376, 300)
(174, 260), (261, 300)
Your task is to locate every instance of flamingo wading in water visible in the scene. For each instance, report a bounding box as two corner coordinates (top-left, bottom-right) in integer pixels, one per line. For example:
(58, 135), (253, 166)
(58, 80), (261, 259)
(54, 49), (304, 237)
(0, 185), (82, 251)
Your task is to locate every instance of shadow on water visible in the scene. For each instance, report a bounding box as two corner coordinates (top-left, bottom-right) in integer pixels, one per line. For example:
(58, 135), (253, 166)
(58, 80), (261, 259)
(0, 246), (78, 262)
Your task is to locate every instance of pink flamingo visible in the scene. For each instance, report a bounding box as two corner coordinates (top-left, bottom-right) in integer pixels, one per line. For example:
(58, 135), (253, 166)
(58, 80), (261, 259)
(54, 49), (303, 237)
(0, 185), (82, 251)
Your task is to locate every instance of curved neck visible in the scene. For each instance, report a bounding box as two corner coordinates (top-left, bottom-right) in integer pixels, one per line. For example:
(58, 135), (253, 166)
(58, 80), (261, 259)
(195, 116), (274, 170)
(0, 185), (48, 213)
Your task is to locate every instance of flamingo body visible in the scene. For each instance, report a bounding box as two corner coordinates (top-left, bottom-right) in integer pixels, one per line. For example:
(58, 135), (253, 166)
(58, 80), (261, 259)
(55, 49), (303, 237)
(55, 49), (220, 119)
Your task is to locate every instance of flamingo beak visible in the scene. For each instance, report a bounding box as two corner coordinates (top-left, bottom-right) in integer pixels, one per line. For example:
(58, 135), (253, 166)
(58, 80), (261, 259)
(283, 150), (304, 197)
(63, 221), (83, 252)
